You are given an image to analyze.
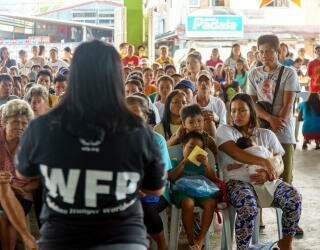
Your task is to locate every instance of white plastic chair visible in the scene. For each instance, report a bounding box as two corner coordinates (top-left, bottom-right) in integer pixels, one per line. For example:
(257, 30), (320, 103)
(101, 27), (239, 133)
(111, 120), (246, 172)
(167, 144), (216, 250)
(169, 205), (212, 250)
(221, 201), (283, 249)
(217, 149), (284, 249)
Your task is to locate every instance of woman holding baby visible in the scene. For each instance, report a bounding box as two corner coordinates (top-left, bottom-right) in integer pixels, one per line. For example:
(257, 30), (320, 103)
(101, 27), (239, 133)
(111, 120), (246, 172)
(216, 93), (301, 250)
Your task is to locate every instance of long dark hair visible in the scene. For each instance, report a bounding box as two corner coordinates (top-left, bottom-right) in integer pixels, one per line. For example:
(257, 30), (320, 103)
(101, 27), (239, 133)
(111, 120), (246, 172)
(230, 93), (259, 130)
(161, 89), (186, 139)
(306, 92), (320, 116)
(229, 43), (242, 59)
(56, 40), (142, 137)
(186, 51), (206, 72)
(155, 75), (174, 101)
(0, 47), (8, 61)
(234, 59), (246, 78)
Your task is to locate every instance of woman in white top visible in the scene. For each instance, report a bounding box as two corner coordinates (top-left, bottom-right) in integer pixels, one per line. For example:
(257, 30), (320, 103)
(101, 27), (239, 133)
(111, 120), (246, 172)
(223, 43), (249, 72)
(154, 76), (174, 120)
(216, 93), (301, 250)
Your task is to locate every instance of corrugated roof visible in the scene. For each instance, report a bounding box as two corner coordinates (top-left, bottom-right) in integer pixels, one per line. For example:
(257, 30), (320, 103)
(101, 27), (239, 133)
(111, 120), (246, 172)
(0, 12), (114, 31)
(36, 0), (122, 17)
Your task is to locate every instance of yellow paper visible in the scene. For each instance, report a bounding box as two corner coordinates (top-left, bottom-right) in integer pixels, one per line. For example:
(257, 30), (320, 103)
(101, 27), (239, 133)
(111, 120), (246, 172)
(187, 145), (208, 166)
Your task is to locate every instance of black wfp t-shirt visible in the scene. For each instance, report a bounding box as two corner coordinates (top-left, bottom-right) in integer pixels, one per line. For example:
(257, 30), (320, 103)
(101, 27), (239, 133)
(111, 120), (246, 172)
(16, 113), (165, 249)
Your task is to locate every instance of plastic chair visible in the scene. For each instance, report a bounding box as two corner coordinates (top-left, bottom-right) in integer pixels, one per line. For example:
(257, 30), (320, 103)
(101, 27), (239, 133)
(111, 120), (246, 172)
(221, 204), (283, 249)
(252, 208), (283, 244)
(149, 210), (170, 250)
(169, 205), (212, 250)
(167, 144), (216, 250)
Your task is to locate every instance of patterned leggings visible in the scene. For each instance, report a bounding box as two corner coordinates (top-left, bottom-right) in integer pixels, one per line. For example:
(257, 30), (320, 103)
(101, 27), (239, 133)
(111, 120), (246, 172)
(227, 180), (302, 250)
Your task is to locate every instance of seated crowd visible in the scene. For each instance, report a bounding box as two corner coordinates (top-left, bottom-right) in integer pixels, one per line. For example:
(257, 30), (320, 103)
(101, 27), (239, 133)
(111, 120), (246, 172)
(2, 34), (318, 250)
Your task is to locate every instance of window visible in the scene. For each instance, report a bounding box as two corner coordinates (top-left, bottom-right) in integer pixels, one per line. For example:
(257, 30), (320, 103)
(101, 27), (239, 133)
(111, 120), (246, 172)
(160, 19), (165, 34)
(99, 20), (114, 24)
(188, 0), (200, 7)
(208, 0), (225, 6)
(72, 12), (96, 18)
(98, 13), (113, 18)
(266, 0), (289, 7)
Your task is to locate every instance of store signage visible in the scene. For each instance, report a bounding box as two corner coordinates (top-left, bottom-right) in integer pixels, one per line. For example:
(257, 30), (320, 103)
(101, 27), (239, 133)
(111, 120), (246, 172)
(186, 15), (243, 38)
(0, 36), (50, 45)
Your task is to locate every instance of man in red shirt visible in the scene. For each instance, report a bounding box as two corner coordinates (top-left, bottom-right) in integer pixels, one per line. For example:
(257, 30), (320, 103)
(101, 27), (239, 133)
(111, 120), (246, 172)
(122, 44), (140, 67)
(307, 45), (320, 93)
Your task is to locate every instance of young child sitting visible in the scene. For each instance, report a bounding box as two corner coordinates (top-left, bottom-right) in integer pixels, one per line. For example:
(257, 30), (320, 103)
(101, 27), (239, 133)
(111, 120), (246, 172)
(227, 137), (283, 207)
(167, 104), (217, 157)
(168, 132), (219, 249)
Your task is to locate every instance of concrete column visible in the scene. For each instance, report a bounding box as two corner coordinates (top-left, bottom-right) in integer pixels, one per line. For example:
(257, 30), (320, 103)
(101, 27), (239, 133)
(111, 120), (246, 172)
(200, 0), (208, 8)
(147, 8), (155, 62)
(123, 0), (144, 48)
(303, 37), (316, 57)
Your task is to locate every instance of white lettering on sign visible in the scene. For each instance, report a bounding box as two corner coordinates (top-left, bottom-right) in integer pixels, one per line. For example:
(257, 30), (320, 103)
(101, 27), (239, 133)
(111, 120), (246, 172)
(46, 196), (68, 214)
(192, 17), (237, 31)
(40, 165), (141, 208)
(40, 164), (80, 204)
(85, 170), (113, 207)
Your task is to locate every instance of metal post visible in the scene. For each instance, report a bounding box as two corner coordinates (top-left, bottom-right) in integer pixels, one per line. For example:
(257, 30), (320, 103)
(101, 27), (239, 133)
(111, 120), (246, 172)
(82, 26), (87, 41)
(148, 7), (155, 62)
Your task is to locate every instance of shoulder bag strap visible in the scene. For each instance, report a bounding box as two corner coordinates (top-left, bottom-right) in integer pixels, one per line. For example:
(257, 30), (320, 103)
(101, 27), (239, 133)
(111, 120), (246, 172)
(272, 65), (285, 110)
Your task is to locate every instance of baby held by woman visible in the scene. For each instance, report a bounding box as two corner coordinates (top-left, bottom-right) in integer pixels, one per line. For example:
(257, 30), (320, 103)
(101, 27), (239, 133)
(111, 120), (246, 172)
(227, 137), (283, 207)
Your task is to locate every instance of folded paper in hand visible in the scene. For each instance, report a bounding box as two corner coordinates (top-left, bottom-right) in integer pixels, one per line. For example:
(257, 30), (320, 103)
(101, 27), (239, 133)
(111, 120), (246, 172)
(188, 145), (208, 166)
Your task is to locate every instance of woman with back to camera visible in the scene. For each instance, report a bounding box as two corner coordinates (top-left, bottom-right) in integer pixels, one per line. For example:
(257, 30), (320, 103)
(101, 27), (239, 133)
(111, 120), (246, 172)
(15, 40), (165, 250)
(297, 92), (320, 150)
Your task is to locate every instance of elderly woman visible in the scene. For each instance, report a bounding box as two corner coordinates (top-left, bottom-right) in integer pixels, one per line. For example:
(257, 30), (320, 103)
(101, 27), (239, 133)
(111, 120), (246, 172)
(0, 99), (37, 250)
(24, 84), (49, 117)
(216, 93), (301, 250)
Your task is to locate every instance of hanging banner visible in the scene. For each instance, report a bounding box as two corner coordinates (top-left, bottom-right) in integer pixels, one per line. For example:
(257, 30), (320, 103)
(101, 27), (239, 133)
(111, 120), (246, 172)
(291, 0), (301, 7)
(260, 0), (274, 8)
(260, 0), (301, 8)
